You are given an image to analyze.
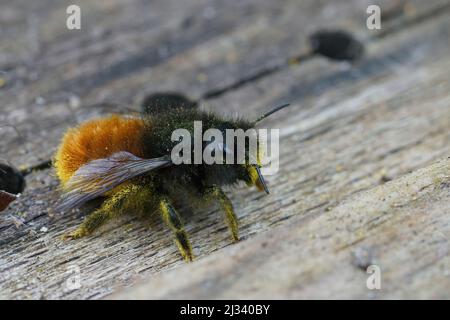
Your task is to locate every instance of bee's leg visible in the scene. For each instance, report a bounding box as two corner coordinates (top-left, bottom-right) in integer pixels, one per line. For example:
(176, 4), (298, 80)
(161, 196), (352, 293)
(207, 186), (239, 242)
(63, 184), (141, 240)
(159, 198), (194, 262)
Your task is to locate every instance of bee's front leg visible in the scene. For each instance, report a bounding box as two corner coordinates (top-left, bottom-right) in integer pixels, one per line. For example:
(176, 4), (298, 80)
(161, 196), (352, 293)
(159, 198), (194, 262)
(206, 185), (239, 242)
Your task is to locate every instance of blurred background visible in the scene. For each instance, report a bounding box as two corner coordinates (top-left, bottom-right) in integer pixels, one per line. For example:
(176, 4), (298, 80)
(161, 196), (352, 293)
(1, 0), (450, 299)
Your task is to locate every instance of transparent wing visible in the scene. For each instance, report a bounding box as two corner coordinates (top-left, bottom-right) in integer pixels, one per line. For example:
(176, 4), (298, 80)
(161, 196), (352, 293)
(57, 151), (171, 212)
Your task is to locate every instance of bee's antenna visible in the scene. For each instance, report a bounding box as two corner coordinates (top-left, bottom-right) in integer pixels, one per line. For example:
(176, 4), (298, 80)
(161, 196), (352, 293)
(254, 103), (291, 123)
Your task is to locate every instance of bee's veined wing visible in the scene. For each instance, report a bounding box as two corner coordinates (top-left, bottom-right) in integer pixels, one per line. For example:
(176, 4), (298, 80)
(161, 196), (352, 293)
(57, 151), (172, 212)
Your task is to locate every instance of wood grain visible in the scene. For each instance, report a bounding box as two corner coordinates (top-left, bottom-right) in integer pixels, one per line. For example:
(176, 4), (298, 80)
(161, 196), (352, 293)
(112, 158), (450, 299)
(2, 0), (446, 168)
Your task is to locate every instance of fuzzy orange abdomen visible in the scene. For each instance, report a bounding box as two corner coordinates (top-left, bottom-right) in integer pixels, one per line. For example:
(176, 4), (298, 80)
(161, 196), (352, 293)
(54, 114), (146, 185)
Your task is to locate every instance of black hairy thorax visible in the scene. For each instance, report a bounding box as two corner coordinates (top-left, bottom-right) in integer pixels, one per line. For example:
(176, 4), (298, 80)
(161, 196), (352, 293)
(140, 108), (255, 195)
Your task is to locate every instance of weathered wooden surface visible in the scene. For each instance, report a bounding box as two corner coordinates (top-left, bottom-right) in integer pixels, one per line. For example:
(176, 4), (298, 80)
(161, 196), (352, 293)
(1, 0), (450, 299)
(112, 159), (450, 299)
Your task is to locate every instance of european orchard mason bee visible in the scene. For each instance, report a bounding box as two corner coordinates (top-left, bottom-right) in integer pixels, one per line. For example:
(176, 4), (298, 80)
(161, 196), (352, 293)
(54, 100), (290, 261)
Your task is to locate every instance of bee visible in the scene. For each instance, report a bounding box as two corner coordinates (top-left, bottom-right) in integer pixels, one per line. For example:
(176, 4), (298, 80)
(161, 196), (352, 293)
(54, 98), (290, 261)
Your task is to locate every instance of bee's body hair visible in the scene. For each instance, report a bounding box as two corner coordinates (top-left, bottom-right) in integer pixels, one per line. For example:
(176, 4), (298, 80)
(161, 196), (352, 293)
(55, 101), (282, 261)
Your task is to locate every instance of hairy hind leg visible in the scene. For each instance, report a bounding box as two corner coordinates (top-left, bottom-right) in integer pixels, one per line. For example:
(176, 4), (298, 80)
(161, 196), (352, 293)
(159, 198), (193, 262)
(63, 184), (152, 240)
(62, 182), (194, 262)
(207, 186), (239, 242)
